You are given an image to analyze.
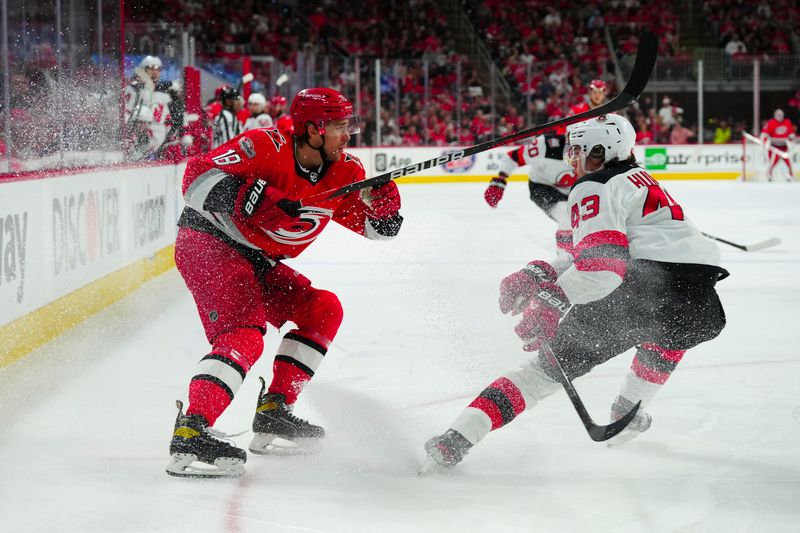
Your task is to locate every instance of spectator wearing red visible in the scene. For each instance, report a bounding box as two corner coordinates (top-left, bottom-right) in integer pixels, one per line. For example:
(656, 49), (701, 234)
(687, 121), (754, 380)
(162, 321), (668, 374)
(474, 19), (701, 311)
(270, 95), (287, 120)
(402, 125), (423, 146)
(635, 113), (655, 144)
(670, 117), (695, 144)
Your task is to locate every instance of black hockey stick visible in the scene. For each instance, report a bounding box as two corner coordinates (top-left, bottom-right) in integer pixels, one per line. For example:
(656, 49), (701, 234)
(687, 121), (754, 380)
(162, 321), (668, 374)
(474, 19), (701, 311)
(298, 31), (658, 207)
(520, 262), (643, 442)
(701, 232), (781, 252)
(539, 343), (641, 442)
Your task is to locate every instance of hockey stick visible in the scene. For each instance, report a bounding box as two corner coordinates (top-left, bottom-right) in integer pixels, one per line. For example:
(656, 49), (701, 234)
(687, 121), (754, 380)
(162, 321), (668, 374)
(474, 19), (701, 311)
(701, 232), (781, 252)
(236, 72), (254, 93)
(522, 266), (641, 442)
(297, 31), (658, 207)
(539, 342), (641, 442)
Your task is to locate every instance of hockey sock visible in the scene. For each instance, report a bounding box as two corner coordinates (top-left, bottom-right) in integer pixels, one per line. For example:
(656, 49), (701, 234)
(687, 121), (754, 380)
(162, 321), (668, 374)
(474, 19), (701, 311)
(268, 331), (328, 405)
(268, 288), (342, 404)
(187, 328), (263, 425)
(451, 358), (559, 445)
(618, 343), (686, 409)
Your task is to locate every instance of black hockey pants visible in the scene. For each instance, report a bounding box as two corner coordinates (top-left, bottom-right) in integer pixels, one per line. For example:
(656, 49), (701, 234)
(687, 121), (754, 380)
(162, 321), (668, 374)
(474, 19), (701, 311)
(547, 259), (728, 381)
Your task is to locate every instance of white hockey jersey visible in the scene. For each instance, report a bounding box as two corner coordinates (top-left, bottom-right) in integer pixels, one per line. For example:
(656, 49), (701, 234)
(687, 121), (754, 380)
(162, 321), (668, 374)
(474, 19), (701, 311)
(497, 134), (576, 194)
(557, 161), (721, 305)
(243, 112), (274, 131)
(213, 109), (244, 148)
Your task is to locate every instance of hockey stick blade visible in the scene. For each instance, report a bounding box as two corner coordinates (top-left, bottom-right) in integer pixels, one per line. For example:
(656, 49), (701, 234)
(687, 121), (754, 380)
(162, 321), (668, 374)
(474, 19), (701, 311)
(297, 32), (658, 207)
(541, 345), (641, 442)
(742, 237), (781, 251)
(701, 232), (781, 252)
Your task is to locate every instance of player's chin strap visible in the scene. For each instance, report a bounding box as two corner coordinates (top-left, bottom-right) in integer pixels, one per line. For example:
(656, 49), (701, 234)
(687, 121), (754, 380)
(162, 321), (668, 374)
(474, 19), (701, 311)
(303, 121), (334, 163)
(309, 134), (332, 162)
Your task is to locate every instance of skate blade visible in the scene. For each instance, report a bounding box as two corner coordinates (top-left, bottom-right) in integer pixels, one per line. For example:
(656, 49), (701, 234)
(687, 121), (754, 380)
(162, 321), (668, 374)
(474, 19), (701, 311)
(418, 458), (445, 477)
(165, 453), (245, 479)
(605, 429), (643, 448)
(249, 433), (323, 456)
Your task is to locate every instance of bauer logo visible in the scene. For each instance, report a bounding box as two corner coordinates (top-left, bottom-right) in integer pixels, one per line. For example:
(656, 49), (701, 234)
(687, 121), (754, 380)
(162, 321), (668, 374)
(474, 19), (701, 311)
(440, 150), (475, 173)
(645, 147), (668, 170)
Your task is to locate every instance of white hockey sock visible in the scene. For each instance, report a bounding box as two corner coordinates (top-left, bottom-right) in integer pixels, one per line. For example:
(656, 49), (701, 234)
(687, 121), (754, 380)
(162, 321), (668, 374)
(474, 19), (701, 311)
(616, 371), (663, 412)
(450, 357), (559, 445)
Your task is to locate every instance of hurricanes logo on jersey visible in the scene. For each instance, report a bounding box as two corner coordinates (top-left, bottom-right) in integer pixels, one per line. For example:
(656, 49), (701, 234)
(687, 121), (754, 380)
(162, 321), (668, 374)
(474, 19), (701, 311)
(265, 206), (333, 245)
(261, 128), (287, 152)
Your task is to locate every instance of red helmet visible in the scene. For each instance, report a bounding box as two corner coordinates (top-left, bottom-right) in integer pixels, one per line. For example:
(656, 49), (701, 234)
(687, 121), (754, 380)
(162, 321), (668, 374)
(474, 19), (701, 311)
(290, 88), (360, 137)
(276, 114), (294, 136)
(589, 79), (607, 92)
(271, 95), (287, 107)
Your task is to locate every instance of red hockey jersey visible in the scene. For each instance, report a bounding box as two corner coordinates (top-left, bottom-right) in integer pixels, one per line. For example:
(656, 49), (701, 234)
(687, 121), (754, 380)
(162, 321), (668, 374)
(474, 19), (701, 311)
(181, 127), (400, 260)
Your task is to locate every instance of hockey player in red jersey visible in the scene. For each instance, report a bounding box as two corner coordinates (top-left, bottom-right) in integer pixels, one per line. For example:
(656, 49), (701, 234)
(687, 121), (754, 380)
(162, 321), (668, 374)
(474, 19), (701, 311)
(167, 88), (403, 478)
(276, 114), (295, 138)
(570, 78), (607, 115)
(761, 109), (796, 181)
(423, 115), (727, 471)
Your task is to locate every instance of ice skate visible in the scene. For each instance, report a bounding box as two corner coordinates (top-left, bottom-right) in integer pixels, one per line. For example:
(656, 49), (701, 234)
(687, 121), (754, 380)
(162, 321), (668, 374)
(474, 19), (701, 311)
(606, 396), (652, 447)
(420, 429), (473, 474)
(249, 377), (324, 456)
(166, 400), (247, 478)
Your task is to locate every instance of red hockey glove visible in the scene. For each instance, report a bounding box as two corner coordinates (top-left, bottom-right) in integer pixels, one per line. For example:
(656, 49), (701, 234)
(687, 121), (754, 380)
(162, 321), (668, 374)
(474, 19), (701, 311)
(514, 282), (570, 350)
(238, 181), (302, 234)
(363, 180), (401, 219)
(484, 173), (508, 208)
(498, 260), (558, 315)
(514, 303), (546, 352)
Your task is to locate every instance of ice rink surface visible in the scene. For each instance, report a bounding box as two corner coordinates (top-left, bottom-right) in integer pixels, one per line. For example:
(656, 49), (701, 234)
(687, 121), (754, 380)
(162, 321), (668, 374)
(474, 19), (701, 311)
(2, 180), (799, 533)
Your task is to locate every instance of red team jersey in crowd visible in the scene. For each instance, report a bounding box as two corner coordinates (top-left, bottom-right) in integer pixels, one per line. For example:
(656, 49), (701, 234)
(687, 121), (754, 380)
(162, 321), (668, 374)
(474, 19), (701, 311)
(569, 102), (591, 115)
(182, 127), (377, 261)
(762, 118), (796, 146)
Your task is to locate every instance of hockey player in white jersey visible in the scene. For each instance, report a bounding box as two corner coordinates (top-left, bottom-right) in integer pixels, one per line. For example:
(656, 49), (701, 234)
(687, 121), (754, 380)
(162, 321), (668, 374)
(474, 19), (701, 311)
(243, 92), (274, 131)
(484, 133), (577, 261)
(424, 115), (728, 470)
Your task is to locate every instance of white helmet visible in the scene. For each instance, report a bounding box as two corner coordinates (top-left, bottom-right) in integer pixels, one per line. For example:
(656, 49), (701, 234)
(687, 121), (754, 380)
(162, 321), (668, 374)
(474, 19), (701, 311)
(247, 92), (267, 108)
(566, 114), (636, 169)
(140, 55), (162, 69)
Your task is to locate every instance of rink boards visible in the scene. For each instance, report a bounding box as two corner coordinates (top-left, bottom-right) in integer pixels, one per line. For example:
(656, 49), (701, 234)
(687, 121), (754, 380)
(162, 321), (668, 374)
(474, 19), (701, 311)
(0, 164), (184, 366)
(347, 143), (782, 182)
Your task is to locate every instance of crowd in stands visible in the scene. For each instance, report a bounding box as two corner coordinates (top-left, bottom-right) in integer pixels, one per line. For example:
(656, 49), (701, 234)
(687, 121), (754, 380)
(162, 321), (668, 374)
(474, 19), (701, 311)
(4, 1), (800, 170)
(703, 0), (798, 57)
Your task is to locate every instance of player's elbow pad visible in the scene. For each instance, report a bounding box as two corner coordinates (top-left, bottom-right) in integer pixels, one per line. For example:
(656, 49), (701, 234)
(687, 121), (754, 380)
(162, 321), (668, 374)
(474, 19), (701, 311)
(365, 213), (403, 240)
